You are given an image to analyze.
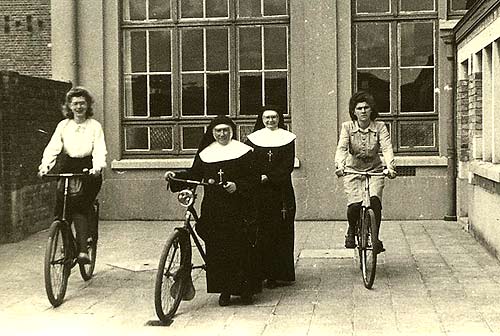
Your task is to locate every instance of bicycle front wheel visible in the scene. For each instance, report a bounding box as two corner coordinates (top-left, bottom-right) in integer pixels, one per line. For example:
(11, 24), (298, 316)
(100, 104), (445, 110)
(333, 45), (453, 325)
(360, 209), (377, 289)
(154, 229), (190, 323)
(80, 201), (99, 280)
(44, 220), (70, 307)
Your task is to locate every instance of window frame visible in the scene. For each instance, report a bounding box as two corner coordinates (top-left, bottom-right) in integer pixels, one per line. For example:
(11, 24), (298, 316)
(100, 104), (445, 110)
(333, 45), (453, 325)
(352, 0), (439, 154)
(120, 0), (290, 158)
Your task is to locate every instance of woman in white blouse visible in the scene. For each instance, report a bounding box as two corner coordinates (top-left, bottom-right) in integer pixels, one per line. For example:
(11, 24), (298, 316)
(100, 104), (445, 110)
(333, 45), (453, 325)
(38, 87), (107, 263)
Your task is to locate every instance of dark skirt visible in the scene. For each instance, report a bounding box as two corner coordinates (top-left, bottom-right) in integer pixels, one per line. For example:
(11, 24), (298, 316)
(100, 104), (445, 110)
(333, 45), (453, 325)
(55, 155), (102, 217)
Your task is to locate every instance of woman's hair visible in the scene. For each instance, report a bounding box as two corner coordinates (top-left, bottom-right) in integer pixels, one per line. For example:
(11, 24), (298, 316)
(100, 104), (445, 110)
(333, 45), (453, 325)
(348, 91), (379, 121)
(196, 115), (237, 156)
(63, 86), (94, 118)
(252, 105), (286, 132)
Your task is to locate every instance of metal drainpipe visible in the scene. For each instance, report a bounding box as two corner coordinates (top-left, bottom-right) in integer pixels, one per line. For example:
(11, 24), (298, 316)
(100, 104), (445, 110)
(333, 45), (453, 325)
(442, 29), (457, 221)
(71, 0), (79, 85)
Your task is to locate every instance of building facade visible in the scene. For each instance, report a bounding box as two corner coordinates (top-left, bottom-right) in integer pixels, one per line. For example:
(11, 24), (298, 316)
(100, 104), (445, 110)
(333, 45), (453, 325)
(0, 0), (52, 78)
(49, 0), (474, 221)
(453, 0), (500, 257)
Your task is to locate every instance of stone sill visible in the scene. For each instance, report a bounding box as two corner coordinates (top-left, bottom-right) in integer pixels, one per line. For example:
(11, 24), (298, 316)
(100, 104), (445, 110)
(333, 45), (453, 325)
(389, 156), (448, 167)
(112, 157), (301, 170)
(470, 160), (500, 183)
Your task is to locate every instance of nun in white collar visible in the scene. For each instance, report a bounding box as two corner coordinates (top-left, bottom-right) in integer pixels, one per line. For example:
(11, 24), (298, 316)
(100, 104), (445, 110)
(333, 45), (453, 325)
(169, 115), (262, 306)
(245, 106), (296, 288)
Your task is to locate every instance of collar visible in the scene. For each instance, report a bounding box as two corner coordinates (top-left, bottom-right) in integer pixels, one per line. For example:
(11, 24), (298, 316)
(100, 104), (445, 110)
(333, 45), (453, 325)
(352, 121), (377, 133)
(246, 128), (296, 148)
(199, 139), (253, 163)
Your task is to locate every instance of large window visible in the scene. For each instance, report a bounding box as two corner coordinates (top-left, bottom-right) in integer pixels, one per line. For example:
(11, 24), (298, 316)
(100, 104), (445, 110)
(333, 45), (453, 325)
(121, 0), (289, 156)
(353, 0), (438, 153)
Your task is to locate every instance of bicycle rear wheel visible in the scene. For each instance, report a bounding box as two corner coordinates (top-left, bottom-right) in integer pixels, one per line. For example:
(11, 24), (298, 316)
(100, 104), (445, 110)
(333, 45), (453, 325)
(80, 201), (99, 280)
(154, 229), (190, 323)
(360, 209), (377, 289)
(44, 220), (71, 307)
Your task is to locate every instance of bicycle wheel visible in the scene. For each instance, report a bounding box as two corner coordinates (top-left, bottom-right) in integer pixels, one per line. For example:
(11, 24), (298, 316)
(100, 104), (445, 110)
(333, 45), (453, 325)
(360, 209), (377, 289)
(44, 220), (71, 307)
(80, 201), (99, 280)
(154, 229), (190, 323)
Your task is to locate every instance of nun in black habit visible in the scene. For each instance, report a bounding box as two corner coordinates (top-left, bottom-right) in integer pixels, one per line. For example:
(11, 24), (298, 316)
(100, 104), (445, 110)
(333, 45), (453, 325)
(246, 106), (296, 288)
(168, 115), (261, 306)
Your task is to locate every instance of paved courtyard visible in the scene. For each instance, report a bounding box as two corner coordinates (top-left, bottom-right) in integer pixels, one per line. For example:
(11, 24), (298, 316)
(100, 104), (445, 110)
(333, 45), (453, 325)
(1, 220), (500, 336)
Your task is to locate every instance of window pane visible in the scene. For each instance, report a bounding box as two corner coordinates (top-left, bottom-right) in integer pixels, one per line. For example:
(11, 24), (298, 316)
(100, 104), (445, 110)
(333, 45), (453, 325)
(265, 71), (287, 113)
(182, 29), (204, 71)
(357, 69), (390, 113)
(206, 28), (228, 71)
(400, 68), (434, 112)
(150, 75), (172, 117)
(400, 22), (434, 67)
(151, 127), (173, 150)
(239, 27), (262, 70)
(150, 30), (171, 72)
(124, 75), (148, 117)
(264, 26), (287, 69)
(182, 73), (205, 116)
(451, 0), (474, 10)
(400, 0), (434, 11)
(150, 0), (170, 19)
(124, 0), (146, 20)
(264, 0), (287, 15)
(207, 74), (229, 115)
(239, 0), (261, 17)
(125, 127), (149, 150)
(182, 127), (205, 149)
(240, 73), (262, 115)
(400, 122), (436, 148)
(207, 0), (228, 17)
(125, 31), (146, 73)
(239, 125), (254, 143)
(181, 0), (203, 18)
(356, 0), (390, 13)
(356, 23), (389, 68)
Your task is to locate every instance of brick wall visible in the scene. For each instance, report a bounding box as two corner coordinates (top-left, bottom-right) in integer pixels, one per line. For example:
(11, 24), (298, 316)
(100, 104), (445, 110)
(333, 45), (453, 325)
(457, 79), (469, 162)
(0, 0), (51, 78)
(0, 71), (71, 243)
(468, 72), (483, 159)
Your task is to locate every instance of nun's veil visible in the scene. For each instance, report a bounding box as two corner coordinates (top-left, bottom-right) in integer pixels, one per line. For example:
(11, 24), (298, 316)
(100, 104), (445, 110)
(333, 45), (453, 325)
(196, 115), (237, 156)
(252, 105), (286, 132)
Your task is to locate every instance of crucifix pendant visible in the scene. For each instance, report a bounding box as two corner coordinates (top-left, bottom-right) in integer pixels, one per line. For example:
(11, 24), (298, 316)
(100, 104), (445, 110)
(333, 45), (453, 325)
(267, 150), (273, 163)
(218, 169), (224, 184)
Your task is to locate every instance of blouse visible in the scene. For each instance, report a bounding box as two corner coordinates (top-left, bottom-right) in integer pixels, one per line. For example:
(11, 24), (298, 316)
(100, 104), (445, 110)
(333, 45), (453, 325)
(39, 118), (107, 172)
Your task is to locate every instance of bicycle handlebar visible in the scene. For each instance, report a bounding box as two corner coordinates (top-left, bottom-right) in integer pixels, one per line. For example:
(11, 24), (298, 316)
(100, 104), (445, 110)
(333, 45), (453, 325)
(165, 173), (213, 187)
(343, 168), (388, 177)
(43, 172), (90, 178)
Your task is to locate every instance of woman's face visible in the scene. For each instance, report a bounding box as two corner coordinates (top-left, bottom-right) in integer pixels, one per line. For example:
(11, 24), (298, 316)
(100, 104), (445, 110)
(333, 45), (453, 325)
(70, 96), (88, 119)
(212, 124), (232, 146)
(262, 110), (279, 130)
(354, 101), (372, 123)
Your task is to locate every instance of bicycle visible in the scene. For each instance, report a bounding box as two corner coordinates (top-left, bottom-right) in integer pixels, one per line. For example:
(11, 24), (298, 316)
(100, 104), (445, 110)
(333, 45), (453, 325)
(154, 173), (212, 323)
(343, 168), (388, 289)
(43, 172), (99, 307)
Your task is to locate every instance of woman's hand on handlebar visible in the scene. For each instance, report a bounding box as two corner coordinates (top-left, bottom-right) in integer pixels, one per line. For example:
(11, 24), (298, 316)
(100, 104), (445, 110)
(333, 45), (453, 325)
(335, 167), (345, 178)
(38, 166), (50, 178)
(223, 181), (237, 193)
(385, 168), (397, 179)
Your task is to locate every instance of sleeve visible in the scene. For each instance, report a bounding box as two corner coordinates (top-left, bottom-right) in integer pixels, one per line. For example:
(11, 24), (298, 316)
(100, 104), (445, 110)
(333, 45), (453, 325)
(378, 123), (396, 170)
(334, 122), (350, 170)
(39, 121), (65, 172)
(92, 121), (108, 171)
(267, 141), (295, 184)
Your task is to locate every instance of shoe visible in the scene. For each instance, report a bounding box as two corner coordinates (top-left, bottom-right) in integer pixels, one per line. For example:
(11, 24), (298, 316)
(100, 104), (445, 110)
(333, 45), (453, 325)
(240, 293), (253, 305)
(218, 293), (231, 306)
(373, 240), (386, 254)
(344, 234), (356, 249)
(266, 279), (278, 289)
(78, 252), (91, 264)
